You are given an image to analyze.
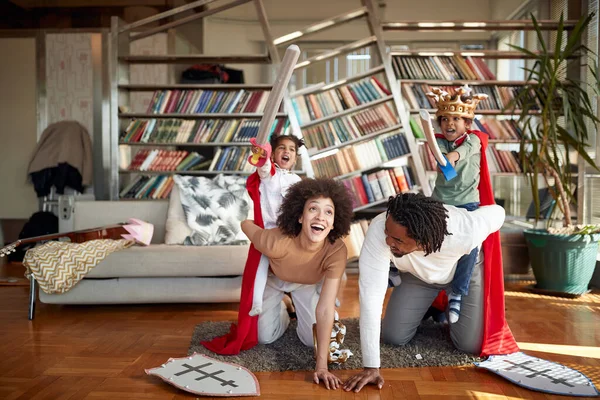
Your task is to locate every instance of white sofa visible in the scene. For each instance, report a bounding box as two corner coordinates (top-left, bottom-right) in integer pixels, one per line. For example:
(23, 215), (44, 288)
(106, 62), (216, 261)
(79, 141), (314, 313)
(35, 199), (249, 309)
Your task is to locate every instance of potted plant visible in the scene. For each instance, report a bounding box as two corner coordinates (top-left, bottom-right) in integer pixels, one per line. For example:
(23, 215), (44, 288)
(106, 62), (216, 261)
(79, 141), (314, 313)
(508, 12), (600, 295)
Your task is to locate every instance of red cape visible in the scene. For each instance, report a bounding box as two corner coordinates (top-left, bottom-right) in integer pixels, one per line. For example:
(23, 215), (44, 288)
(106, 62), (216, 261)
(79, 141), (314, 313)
(431, 130), (519, 357)
(201, 165), (275, 354)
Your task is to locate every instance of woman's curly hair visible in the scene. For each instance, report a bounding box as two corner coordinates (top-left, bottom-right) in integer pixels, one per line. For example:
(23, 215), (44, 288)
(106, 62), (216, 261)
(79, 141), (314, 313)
(277, 178), (353, 244)
(386, 192), (450, 255)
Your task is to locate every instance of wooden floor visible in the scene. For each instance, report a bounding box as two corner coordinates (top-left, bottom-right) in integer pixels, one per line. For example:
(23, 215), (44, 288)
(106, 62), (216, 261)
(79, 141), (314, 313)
(1, 261), (599, 399)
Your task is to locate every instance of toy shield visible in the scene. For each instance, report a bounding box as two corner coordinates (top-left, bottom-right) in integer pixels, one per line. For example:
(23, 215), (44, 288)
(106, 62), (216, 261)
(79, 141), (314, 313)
(475, 352), (599, 397)
(146, 353), (260, 397)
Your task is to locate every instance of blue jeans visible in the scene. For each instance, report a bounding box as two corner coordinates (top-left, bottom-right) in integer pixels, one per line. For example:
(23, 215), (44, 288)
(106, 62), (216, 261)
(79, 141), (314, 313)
(452, 202), (479, 296)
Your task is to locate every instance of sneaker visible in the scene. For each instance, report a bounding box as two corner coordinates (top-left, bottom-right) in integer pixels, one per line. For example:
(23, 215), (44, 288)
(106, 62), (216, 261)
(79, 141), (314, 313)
(422, 306), (448, 324)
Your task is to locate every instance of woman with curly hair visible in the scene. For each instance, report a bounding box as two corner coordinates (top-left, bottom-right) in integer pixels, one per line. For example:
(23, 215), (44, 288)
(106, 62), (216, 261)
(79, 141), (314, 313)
(241, 177), (353, 389)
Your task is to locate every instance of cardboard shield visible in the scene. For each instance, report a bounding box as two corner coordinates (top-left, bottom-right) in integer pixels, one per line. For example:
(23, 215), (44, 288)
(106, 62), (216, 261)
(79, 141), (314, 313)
(475, 352), (599, 397)
(146, 353), (260, 397)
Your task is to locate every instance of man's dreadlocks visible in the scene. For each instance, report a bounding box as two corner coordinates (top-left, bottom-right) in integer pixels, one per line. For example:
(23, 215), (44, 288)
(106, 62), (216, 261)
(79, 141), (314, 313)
(386, 193), (450, 255)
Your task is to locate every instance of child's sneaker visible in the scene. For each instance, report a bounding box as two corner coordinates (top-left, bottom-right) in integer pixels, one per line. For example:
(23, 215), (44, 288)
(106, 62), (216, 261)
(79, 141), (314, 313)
(448, 292), (462, 323)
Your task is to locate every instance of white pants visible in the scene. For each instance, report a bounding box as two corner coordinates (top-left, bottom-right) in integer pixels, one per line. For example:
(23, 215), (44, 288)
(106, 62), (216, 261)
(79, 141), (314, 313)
(257, 273), (319, 347)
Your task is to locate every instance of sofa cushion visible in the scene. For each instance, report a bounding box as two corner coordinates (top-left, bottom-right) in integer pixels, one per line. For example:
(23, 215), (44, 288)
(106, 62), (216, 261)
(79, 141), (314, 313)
(85, 244), (249, 278)
(164, 184), (192, 245)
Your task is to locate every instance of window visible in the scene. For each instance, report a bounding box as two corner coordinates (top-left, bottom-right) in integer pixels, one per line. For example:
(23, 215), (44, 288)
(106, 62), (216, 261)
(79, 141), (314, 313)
(288, 43), (375, 90)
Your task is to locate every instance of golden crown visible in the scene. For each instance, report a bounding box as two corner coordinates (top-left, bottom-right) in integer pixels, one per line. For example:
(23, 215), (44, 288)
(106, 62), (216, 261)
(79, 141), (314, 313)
(425, 85), (488, 119)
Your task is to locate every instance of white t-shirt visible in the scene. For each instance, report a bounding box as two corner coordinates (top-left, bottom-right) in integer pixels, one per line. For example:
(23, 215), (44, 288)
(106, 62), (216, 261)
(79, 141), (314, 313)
(358, 204), (505, 367)
(257, 158), (301, 229)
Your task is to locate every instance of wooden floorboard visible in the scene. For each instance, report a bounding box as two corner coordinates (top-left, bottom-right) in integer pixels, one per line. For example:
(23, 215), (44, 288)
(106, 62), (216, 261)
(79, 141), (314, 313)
(0, 266), (599, 399)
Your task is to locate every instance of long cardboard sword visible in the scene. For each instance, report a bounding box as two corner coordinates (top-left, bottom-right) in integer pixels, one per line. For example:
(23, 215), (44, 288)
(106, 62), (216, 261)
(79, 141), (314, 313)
(248, 45), (301, 166)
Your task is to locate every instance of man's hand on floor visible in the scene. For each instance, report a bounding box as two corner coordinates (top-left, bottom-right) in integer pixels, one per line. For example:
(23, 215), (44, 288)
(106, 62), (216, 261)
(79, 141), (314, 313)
(343, 367), (384, 392)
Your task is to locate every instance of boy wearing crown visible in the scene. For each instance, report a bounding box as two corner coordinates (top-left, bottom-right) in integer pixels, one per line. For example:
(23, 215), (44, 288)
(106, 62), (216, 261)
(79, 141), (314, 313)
(427, 84), (489, 323)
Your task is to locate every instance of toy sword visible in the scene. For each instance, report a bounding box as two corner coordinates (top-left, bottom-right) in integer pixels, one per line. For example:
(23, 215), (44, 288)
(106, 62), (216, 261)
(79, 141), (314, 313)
(248, 44), (301, 167)
(419, 109), (457, 181)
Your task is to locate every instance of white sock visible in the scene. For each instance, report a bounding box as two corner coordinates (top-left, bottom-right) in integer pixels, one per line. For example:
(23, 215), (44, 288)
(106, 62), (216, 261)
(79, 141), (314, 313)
(250, 254), (270, 317)
(388, 267), (401, 288)
(448, 292), (462, 324)
(249, 306), (262, 317)
(388, 274), (402, 288)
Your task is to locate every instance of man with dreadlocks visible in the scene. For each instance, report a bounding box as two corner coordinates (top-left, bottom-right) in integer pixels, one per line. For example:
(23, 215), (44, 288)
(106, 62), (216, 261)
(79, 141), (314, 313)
(343, 192), (518, 393)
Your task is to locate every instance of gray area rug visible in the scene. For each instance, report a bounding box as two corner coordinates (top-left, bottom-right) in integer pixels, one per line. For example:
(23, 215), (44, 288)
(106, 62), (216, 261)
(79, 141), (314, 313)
(189, 318), (480, 372)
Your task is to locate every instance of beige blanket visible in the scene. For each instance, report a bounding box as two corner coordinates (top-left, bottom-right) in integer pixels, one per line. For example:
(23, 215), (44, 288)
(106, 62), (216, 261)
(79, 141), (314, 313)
(24, 239), (133, 294)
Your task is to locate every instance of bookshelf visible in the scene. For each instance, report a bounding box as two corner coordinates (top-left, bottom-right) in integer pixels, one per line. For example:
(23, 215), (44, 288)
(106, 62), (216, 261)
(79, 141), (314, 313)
(382, 18), (583, 219)
(271, 0), (431, 213)
(108, 0), (306, 200)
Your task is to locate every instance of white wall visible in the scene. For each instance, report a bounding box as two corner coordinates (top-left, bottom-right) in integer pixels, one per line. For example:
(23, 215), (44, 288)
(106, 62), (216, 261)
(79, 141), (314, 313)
(129, 33), (169, 113)
(491, 0), (531, 20)
(202, 0), (532, 83)
(0, 38), (39, 219)
(203, 19), (265, 84)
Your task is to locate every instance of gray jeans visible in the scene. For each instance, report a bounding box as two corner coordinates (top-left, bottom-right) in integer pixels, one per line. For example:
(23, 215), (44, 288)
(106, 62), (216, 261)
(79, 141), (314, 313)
(382, 250), (484, 354)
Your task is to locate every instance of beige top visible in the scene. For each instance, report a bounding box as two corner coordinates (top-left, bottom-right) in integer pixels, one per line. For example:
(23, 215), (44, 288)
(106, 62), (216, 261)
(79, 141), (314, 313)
(28, 120), (93, 185)
(242, 222), (347, 284)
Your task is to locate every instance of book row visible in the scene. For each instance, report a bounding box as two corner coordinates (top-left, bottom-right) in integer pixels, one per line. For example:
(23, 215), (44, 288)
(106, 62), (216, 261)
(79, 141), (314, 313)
(302, 104), (399, 150)
(144, 89), (281, 115)
(392, 55), (496, 81)
(121, 117), (288, 144)
(402, 83), (542, 111)
(126, 150), (205, 172)
(312, 133), (411, 179)
(473, 118), (522, 140)
(341, 166), (417, 208)
(419, 144), (523, 174)
(343, 219), (371, 261)
(208, 147), (254, 172)
(409, 116), (522, 141)
(291, 76), (391, 124)
(120, 175), (174, 199)
(486, 147), (523, 173)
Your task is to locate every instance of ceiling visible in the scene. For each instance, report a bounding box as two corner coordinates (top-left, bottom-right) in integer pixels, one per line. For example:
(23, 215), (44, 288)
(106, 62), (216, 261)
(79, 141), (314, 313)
(3, 0), (526, 30)
(9, 0), (171, 7)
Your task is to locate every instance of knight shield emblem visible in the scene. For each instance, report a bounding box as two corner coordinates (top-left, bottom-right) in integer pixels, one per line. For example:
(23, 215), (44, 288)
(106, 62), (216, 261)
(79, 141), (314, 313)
(475, 352), (599, 397)
(146, 353), (260, 397)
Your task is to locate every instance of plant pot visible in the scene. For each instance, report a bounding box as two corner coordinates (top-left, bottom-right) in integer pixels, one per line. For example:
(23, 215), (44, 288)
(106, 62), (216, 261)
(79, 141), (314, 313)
(523, 229), (600, 295)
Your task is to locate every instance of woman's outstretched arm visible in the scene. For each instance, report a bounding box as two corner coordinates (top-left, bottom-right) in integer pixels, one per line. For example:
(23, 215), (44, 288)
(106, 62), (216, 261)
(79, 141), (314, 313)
(313, 275), (342, 389)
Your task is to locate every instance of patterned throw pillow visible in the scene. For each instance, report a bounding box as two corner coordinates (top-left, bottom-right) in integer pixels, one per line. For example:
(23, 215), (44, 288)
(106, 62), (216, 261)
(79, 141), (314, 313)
(164, 184), (193, 245)
(173, 175), (250, 246)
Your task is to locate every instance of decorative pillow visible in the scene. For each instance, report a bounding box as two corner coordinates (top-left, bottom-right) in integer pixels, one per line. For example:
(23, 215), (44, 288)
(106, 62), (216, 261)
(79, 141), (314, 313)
(164, 184), (193, 245)
(173, 175), (251, 246)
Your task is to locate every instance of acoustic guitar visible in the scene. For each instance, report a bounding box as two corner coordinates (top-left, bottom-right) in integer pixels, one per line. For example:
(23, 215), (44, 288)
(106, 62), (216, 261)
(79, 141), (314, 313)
(0, 224), (128, 258)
